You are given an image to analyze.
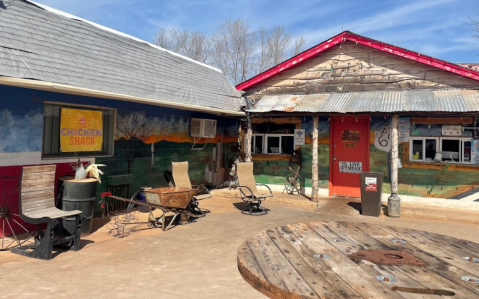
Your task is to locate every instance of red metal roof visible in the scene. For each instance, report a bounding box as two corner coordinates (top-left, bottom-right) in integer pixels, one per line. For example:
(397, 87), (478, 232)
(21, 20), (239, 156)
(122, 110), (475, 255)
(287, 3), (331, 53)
(236, 31), (479, 91)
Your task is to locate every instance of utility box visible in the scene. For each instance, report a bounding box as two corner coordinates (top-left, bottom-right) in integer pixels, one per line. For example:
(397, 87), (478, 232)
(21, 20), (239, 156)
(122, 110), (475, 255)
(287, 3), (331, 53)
(359, 172), (383, 217)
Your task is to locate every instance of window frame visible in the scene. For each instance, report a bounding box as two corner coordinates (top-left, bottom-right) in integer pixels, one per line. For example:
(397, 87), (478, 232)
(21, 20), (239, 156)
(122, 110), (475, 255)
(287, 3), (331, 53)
(409, 137), (439, 162)
(251, 133), (264, 154)
(264, 133), (295, 155)
(440, 137), (471, 164)
(244, 133), (296, 155)
(462, 139), (472, 163)
(408, 136), (473, 164)
(42, 102), (116, 159)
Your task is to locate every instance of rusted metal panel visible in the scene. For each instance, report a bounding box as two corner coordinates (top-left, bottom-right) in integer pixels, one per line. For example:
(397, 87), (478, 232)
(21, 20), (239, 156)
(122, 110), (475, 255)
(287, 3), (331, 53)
(294, 94), (329, 112)
(249, 89), (479, 113)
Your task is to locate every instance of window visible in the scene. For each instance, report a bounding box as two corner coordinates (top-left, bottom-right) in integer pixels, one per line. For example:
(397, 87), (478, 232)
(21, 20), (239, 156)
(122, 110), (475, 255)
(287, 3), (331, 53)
(250, 134), (264, 153)
(410, 138), (438, 162)
(463, 140), (471, 163)
(409, 137), (471, 164)
(42, 102), (116, 158)
(440, 137), (471, 163)
(245, 133), (295, 155)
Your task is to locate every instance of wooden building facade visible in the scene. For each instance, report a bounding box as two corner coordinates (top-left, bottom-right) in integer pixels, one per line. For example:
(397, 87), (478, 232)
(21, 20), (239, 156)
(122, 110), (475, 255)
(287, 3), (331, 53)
(236, 31), (479, 211)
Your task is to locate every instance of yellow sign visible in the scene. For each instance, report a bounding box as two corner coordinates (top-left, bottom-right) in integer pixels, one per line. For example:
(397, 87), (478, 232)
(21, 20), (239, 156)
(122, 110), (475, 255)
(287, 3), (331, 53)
(60, 108), (103, 152)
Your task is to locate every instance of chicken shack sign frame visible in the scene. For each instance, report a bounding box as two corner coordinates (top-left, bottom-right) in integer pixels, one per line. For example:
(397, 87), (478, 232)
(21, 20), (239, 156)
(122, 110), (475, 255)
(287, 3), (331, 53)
(60, 108), (103, 152)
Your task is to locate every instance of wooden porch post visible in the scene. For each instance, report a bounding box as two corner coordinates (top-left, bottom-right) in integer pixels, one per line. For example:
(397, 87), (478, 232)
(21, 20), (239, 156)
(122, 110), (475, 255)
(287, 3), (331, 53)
(245, 113), (252, 162)
(388, 114), (401, 217)
(312, 116), (319, 201)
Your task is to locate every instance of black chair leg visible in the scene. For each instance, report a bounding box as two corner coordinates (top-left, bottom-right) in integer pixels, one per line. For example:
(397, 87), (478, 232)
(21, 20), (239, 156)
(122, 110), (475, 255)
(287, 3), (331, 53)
(11, 221), (57, 260)
(70, 214), (84, 251)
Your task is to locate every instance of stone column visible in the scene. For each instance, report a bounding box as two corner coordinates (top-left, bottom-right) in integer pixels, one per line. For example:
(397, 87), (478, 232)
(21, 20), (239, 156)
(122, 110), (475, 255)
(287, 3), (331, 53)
(388, 114), (401, 217)
(312, 116), (319, 201)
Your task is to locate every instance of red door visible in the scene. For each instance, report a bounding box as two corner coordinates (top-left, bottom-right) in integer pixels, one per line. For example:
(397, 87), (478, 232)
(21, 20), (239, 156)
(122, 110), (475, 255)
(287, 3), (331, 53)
(329, 116), (370, 197)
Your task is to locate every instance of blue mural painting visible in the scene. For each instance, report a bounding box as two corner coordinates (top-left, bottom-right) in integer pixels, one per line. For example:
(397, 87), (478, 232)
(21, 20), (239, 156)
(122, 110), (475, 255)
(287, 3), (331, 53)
(0, 108), (43, 152)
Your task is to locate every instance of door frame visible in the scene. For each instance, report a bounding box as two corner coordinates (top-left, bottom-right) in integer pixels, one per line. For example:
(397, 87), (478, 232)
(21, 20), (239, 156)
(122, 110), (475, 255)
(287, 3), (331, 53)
(328, 115), (370, 197)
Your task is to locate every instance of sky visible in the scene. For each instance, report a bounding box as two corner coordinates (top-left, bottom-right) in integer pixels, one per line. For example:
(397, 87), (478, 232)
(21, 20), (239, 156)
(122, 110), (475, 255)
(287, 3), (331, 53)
(37, 0), (479, 63)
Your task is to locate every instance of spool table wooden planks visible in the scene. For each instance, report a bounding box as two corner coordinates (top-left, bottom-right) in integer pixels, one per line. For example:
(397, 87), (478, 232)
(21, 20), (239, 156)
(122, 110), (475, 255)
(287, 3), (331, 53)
(237, 221), (479, 299)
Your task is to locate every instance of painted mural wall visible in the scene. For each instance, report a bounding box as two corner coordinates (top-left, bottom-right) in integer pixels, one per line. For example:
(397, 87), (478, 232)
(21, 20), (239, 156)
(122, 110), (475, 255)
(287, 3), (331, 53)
(369, 116), (479, 199)
(253, 117), (330, 189)
(254, 115), (479, 200)
(0, 85), (239, 230)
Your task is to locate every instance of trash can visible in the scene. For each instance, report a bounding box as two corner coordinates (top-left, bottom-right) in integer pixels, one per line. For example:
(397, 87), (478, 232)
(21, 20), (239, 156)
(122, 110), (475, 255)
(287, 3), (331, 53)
(359, 172), (383, 217)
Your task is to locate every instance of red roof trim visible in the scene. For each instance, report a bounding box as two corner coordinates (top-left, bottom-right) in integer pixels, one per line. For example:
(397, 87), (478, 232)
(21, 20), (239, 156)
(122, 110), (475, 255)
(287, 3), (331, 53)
(236, 31), (479, 91)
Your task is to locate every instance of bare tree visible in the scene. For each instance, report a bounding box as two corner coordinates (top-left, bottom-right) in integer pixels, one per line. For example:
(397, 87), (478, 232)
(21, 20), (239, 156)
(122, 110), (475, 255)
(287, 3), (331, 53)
(468, 15), (479, 39)
(154, 29), (212, 64)
(153, 20), (306, 84)
(268, 26), (292, 66)
(256, 26), (295, 74)
(292, 36), (306, 56)
(257, 28), (272, 74)
(212, 19), (258, 85)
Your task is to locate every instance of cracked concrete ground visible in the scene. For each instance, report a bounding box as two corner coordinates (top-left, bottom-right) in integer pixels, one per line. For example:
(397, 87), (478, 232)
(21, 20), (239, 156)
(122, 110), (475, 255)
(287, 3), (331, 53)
(0, 196), (478, 299)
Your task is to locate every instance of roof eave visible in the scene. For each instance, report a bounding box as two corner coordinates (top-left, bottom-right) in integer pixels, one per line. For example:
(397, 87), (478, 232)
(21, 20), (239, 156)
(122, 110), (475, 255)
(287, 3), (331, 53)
(0, 76), (245, 117)
(236, 31), (479, 91)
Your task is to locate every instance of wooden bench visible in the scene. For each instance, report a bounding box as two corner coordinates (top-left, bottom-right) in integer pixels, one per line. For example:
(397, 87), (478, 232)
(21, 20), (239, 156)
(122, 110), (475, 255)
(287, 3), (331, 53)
(11, 165), (85, 260)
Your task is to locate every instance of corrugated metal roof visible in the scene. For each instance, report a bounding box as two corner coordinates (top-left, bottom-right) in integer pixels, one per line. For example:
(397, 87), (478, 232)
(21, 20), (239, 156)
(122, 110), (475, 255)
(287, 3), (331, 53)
(248, 89), (479, 113)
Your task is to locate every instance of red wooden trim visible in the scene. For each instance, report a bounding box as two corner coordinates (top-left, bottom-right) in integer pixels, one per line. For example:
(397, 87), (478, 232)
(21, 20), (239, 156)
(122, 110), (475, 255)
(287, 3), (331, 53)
(236, 31), (479, 91)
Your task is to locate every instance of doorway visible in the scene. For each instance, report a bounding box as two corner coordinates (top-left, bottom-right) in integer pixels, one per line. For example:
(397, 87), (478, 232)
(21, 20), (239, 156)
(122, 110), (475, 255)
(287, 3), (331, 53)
(329, 116), (370, 197)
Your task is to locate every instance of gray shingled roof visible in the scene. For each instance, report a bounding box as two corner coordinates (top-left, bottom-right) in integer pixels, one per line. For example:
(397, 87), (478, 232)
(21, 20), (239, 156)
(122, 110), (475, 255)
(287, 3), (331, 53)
(0, 0), (244, 112)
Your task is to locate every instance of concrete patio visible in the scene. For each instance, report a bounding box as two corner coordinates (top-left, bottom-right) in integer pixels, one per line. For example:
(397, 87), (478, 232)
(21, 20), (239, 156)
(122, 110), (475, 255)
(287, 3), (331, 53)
(0, 195), (478, 299)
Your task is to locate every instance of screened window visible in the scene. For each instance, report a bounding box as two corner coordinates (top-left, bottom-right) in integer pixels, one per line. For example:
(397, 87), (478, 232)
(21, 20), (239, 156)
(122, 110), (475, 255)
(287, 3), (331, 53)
(42, 102), (116, 158)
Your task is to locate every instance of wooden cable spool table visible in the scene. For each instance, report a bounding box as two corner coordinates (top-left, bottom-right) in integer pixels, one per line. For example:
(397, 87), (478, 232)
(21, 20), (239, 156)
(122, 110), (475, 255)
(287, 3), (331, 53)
(237, 221), (479, 299)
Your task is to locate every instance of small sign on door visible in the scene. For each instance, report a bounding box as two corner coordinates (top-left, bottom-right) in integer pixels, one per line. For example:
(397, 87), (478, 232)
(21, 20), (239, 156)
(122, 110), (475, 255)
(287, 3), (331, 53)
(365, 177), (377, 192)
(339, 161), (362, 173)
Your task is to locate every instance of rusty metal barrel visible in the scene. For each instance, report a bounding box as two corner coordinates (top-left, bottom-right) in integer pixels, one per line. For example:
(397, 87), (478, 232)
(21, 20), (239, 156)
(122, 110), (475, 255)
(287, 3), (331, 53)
(61, 178), (97, 236)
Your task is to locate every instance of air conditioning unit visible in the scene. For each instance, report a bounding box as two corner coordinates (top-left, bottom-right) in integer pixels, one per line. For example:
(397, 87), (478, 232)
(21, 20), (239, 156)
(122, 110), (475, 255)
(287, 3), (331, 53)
(190, 118), (217, 138)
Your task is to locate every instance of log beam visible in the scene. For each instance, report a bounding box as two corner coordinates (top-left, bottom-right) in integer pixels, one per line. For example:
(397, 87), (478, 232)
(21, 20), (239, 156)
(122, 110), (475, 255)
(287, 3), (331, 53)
(312, 116), (319, 201)
(245, 114), (252, 162)
(388, 114), (401, 217)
